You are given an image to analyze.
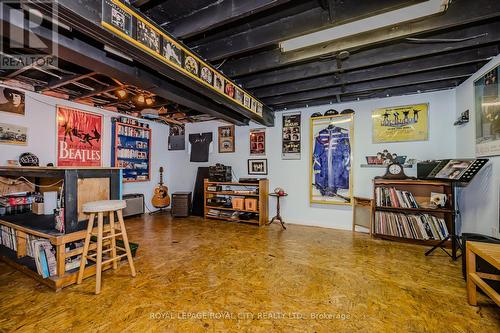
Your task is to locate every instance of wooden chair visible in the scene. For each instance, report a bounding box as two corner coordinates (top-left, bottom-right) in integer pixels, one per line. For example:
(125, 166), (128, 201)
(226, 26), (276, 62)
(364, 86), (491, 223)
(77, 200), (136, 294)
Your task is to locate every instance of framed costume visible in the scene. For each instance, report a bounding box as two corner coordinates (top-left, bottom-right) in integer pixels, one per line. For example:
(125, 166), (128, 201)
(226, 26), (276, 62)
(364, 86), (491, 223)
(372, 103), (428, 143)
(310, 114), (353, 205)
(475, 64), (500, 157)
(56, 106), (103, 167)
(250, 128), (265, 155)
(218, 125), (235, 153)
(282, 112), (301, 160)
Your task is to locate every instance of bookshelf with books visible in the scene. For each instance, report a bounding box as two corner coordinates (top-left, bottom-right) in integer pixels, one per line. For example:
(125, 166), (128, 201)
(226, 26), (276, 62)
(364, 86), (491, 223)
(204, 179), (269, 226)
(111, 117), (152, 183)
(373, 179), (454, 247)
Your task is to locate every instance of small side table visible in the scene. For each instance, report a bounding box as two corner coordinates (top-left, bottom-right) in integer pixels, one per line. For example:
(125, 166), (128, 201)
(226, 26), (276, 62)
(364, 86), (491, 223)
(267, 193), (287, 230)
(466, 241), (500, 307)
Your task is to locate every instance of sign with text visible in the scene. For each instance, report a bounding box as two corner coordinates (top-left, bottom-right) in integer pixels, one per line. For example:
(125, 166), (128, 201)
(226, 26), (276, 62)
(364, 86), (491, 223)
(56, 106), (103, 166)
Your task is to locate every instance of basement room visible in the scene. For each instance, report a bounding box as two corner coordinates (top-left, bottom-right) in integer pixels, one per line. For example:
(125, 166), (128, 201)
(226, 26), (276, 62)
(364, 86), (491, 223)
(0, 0), (499, 332)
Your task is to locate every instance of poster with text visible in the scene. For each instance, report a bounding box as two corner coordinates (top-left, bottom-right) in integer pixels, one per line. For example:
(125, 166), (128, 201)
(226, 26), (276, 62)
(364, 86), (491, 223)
(372, 103), (428, 143)
(310, 114), (353, 205)
(282, 112), (301, 159)
(475, 64), (500, 157)
(57, 106), (103, 166)
(250, 128), (265, 155)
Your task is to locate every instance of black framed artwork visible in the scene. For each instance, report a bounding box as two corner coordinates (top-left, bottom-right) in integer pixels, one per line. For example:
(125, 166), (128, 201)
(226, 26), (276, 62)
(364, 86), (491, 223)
(248, 159), (268, 175)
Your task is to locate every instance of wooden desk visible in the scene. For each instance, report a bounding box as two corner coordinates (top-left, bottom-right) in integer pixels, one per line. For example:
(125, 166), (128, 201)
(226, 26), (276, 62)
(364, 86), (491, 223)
(466, 241), (500, 307)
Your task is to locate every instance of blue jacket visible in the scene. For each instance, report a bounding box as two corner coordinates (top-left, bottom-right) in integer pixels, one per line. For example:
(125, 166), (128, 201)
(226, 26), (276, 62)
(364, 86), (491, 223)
(313, 127), (350, 196)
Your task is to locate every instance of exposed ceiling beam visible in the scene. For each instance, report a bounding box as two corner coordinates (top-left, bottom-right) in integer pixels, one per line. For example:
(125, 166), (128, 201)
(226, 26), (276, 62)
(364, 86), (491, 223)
(272, 79), (461, 110)
(261, 64), (477, 106)
(251, 45), (497, 98)
(163, 0), (291, 39)
(191, 0), (426, 60)
(236, 21), (500, 88)
(42, 72), (96, 91)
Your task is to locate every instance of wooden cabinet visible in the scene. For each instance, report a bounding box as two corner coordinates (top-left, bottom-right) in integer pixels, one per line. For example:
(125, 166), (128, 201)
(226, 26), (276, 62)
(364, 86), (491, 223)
(204, 179), (268, 226)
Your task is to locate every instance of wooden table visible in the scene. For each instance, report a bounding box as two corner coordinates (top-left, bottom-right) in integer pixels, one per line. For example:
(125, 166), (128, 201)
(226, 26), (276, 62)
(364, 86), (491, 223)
(466, 241), (500, 307)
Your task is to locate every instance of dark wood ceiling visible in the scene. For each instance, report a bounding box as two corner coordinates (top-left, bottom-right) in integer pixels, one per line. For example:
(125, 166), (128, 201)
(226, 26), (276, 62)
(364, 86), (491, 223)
(134, 0), (500, 111)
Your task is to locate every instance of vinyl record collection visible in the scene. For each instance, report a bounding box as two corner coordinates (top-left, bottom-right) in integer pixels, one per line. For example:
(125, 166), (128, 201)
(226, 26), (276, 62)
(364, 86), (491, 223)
(375, 187), (419, 208)
(375, 211), (449, 240)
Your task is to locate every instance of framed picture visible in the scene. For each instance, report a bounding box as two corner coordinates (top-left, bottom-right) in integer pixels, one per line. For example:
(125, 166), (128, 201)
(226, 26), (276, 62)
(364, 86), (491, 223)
(250, 128), (265, 155)
(0, 123), (27, 145)
(474, 64), (500, 157)
(213, 73), (225, 92)
(0, 87), (25, 115)
(183, 54), (199, 76)
(136, 20), (160, 53)
(200, 66), (213, 85)
(102, 0), (133, 37)
(224, 82), (235, 98)
(310, 113), (354, 205)
(218, 125), (235, 153)
(162, 40), (182, 67)
(56, 106), (103, 167)
(282, 112), (301, 160)
(248, 159), (268, 175)
(372, 103), (428, 143)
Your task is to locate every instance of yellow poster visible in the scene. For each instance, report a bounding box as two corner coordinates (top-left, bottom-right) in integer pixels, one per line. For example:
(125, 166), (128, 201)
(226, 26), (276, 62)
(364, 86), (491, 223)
(372, 103), (429, 143)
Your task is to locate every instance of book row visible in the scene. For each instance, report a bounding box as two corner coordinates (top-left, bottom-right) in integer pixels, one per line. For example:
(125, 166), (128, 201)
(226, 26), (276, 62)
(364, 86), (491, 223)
(375, 211), (449, 240)
(376, 187), (419, 208)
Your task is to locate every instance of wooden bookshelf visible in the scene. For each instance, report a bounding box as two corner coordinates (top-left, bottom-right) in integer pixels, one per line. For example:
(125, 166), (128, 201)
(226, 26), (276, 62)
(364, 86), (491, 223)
(204, 179), (268, 226)
(372, 178), (454, 248)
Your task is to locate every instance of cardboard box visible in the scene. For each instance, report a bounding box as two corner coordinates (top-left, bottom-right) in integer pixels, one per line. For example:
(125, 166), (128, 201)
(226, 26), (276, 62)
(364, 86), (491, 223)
(244, 198), (258, 211)
(232, 197), (245, 210)
(32, 202), (44, 215)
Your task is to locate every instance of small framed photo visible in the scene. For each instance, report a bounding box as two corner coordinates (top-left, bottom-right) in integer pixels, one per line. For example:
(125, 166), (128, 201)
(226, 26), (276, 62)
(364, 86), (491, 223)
(248, 159), (268, 175)
(218, 125), (235, 153)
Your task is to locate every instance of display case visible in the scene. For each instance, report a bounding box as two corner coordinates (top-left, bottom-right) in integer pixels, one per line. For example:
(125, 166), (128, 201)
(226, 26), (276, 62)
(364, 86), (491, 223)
(111, 117), (151, 183)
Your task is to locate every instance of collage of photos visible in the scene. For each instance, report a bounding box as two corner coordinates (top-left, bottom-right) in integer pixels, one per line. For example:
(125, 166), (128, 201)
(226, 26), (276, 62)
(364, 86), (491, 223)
(250, 128), (266, 155)
(102, 0), (264, 118)
(282, 113), (301, 160)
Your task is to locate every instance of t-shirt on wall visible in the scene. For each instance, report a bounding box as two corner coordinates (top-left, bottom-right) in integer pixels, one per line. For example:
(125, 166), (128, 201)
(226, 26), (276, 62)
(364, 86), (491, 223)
(189, 132), (213, 162)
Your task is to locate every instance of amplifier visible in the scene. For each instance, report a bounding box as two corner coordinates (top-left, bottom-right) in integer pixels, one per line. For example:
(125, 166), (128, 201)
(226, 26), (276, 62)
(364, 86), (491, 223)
(122, 193), (144, 218)
(209, 163), (232, 182)
(172, 192), (192, 217)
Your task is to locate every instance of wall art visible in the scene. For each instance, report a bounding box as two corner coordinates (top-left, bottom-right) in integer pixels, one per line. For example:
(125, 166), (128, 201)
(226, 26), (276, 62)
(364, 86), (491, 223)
(372, 103), (428, 143)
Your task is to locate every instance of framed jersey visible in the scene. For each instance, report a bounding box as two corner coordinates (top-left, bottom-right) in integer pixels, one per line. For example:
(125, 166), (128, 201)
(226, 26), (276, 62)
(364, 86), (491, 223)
(310, 114), (354, 205)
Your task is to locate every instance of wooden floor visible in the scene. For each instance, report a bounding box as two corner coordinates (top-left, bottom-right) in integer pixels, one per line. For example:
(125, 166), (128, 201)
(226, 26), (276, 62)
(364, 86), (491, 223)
(0, 214), (498, 332)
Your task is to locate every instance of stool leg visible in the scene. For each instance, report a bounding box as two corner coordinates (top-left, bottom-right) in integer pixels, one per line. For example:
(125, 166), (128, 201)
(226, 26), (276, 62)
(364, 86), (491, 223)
(95, 212), (104, 294)
(117, 209), (136, 277)
(77, 213), (95, 285)
(109, 211), (118, 270)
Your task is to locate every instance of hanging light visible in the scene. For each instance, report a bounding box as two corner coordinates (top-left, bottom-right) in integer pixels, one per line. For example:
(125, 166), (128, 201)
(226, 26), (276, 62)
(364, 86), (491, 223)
(135, 94), (145, 104)
(145, 96), (154, 106)
(115, 88), (128, 99)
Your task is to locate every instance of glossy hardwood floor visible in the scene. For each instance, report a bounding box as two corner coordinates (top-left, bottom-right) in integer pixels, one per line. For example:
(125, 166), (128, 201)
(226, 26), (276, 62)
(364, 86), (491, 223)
(0, 214), (498, 332)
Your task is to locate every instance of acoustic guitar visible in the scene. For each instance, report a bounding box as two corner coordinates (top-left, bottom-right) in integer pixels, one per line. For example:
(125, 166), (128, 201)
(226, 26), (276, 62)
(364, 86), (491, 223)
(151, 167), (170, 208)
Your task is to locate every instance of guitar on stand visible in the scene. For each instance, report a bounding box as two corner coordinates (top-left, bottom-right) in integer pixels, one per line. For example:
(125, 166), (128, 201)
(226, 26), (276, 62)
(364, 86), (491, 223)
(150, 167), (170, 215)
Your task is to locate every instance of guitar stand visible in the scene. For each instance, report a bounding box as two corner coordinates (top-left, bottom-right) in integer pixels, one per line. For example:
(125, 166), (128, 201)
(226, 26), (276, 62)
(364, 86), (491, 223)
(149, 207), (170, 215)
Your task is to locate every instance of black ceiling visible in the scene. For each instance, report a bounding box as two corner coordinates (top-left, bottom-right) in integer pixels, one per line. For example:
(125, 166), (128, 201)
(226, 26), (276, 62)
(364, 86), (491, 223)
(134, 0), (500, 111)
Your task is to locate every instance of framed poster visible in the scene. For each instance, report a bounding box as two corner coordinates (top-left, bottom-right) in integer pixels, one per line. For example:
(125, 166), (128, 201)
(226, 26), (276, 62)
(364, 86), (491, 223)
(250, 128), (265, 155)
(162, 40), (182, 67)
(183, 54), (199, 76)
(136, 20), (160, 53)
(56, 106), (103, 167)
(0, 87), (25, 115)
(0, 123), (27, 145)
(102, 0), (133, 37)
(282, 112), (301, 160)
(474, 64), (500, 156)
(310, 114), (353, 205)
(218, 125), (235, 153)
(372, 103), (428, 143)
(248, 159), (268, 175)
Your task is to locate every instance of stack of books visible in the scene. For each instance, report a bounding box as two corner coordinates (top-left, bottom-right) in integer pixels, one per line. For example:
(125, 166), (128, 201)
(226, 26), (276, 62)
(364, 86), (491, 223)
(375, 211), (449, 240)
(376, 187), (419, 208)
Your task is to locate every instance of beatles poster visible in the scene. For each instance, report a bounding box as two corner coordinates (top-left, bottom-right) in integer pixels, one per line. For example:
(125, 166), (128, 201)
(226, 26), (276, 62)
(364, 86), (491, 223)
(250, 128), (265, 155)
(372, 103), (429, 143)
(310, 114), (353, 205)
(0, 87), (25, 115)
(282, 112), (301, 160)
(475, 64), (500, 157)
(56, 106), (103, 167)
(0, 123), (27, 145)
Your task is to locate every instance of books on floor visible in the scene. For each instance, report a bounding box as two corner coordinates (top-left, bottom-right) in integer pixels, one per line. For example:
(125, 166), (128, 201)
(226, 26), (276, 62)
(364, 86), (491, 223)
(375, 211), (449, 240)
(376, 187), (419, 208)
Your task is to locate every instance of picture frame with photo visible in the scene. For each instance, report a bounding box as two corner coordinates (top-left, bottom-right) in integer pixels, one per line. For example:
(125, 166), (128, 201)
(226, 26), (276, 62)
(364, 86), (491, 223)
(136, 20), (160, 53)
(218, 125), (235, 153)
(250, 128), (265, 155)
(0, 123), (27, 145)
(0, 87), (25, 116)
(248, 159), (268, 175)
(162, 40), (182, 67)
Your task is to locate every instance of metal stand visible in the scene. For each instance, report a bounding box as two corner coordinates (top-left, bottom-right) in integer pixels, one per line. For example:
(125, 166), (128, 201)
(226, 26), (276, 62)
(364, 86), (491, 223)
(425, 182), (462, 260)
(149, 207), (169, 215)
(267, 194), (287, 230)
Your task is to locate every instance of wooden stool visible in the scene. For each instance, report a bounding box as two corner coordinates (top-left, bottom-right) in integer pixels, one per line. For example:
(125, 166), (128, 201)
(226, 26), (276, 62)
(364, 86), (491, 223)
(77, 200), (136, 294)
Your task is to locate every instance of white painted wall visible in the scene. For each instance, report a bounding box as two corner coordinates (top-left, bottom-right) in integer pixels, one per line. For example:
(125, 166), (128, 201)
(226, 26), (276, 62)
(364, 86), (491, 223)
(168, 90), (457, 230)
(0, 89), (171, 208)
(455, 54), (500, 238)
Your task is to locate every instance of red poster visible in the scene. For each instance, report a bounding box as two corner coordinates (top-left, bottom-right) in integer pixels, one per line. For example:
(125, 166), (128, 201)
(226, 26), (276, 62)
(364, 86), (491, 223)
(56, 106), (103, 166)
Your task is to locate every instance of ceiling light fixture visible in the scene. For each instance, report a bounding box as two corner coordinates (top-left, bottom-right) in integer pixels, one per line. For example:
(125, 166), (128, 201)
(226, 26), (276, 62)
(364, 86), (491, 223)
(115, 88), (128, 99)
(279, 0), (450, 52)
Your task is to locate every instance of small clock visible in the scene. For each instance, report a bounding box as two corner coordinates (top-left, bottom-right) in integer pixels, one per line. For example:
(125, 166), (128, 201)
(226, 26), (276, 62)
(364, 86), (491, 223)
(381, 162), (409, 179)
